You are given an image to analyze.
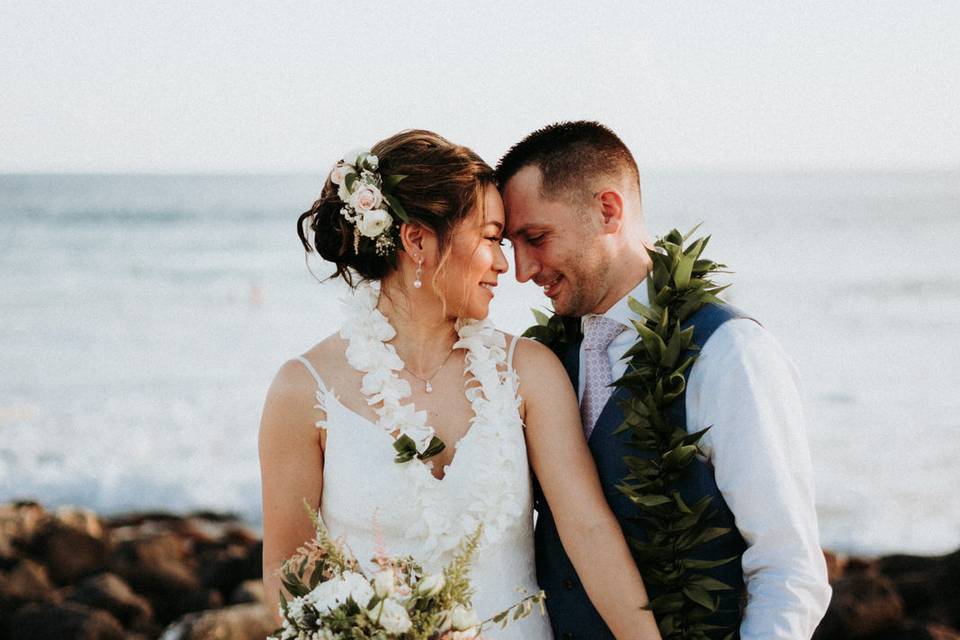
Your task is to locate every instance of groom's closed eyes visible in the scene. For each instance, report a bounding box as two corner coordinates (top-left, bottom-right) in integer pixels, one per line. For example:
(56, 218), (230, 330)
(507, 226), (549, 247)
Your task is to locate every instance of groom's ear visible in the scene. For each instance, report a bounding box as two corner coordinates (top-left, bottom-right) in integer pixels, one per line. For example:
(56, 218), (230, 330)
(596, 189), (625, 235)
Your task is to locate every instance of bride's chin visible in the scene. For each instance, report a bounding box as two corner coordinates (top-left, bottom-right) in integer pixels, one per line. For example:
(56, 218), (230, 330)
(461, 303), (490, 321)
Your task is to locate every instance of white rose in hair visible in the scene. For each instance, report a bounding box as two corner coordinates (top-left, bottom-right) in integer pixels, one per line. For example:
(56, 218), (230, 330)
(366, 598), (412, 634)
(350, 184), (383, 213)
(342, 148), (367, 167)
(330, 164), (352, 186)
(357, 209), (392, 238)
(363, 154), (379, 170)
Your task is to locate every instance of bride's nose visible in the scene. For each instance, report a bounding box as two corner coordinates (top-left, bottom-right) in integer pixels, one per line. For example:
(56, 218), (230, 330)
(493, 244), (509, 274)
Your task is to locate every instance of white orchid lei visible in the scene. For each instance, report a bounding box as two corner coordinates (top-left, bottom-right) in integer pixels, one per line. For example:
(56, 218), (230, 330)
(339, 280), (444, 461)
(329, 148), (410, 257)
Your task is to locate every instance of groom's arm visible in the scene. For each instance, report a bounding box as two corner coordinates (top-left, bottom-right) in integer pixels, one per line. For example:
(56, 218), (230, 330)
(686, 319), (831, 639)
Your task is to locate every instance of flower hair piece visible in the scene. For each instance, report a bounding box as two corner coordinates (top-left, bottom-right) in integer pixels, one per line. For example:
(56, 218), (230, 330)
(329, 148), (409, 256)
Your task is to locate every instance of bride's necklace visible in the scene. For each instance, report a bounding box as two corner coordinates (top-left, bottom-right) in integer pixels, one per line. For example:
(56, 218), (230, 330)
(402, 348), (456, 393)
(340, 281), (509, 464)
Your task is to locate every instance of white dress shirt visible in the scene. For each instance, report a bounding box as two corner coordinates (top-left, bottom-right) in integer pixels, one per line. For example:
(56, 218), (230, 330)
(579, 281), (832, 639)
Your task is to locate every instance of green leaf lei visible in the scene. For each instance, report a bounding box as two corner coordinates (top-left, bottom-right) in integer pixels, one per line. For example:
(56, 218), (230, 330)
(524, 228), (740, 639)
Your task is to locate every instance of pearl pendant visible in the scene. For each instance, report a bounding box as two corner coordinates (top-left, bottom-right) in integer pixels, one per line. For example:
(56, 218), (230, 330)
(425, 381), (433, 393)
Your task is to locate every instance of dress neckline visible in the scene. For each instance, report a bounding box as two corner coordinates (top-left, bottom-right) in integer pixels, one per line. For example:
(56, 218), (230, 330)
(338, 281), (509, 482)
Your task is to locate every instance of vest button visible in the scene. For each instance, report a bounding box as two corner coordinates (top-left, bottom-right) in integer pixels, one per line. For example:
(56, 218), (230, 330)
(562, 633), (576, 640)
(562, 579), (574, 590)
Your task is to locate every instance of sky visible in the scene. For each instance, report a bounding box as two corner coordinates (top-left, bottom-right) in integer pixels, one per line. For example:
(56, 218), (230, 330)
(1, 1), (958, 173)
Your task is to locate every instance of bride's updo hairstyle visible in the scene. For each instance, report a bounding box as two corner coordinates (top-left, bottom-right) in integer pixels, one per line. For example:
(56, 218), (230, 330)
(298, 130), (495, 288)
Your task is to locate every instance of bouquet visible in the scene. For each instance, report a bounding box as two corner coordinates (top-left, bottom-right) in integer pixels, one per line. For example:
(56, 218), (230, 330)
(269, 503), (544, 640)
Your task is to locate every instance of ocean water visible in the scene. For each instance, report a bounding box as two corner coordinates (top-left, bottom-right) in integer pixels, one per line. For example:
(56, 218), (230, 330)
(1, 172), (958, 557)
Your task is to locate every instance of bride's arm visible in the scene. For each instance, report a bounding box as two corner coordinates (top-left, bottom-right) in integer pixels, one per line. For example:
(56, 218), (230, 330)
(514, 338), (662, 640)
(258, 359), (326, 626)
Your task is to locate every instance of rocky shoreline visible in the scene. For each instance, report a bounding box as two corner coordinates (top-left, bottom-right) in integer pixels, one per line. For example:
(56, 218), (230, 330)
(1, 500), (958, 639)
(0, 501), (272, 640)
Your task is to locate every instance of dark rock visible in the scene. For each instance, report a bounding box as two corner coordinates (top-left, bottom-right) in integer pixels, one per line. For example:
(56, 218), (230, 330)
(0, 502), (48, 565)
(197, 542), (262, 596)
(824, 550), (847, 583)
(1, 601), (125, 640)
(928, 624), (960, 640)
(178, 515), (258, 547)
(158, 603), (276, 640)
(878, 551), (960, 628)
(26, 517), (109, 585)
(65, 572), (153, 629)
(110, 533), (198, 594)
(0, 558), (55, 614)
(108, 532), (224, 625)
(815, 573), (905, 639)
(229, 579), (265, 605)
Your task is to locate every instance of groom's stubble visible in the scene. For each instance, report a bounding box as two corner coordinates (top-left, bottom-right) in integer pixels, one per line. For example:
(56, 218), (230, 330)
(551, 237), (613, 317)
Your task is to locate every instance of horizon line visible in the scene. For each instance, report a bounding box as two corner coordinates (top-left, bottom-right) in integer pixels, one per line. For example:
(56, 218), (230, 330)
(1, 166), (958, 177)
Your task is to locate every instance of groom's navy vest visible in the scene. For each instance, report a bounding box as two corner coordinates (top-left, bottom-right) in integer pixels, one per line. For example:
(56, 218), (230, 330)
(534, 303), (751, 640)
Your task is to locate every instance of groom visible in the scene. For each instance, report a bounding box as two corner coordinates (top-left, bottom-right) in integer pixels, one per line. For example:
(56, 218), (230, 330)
(497, 122), (832, 639)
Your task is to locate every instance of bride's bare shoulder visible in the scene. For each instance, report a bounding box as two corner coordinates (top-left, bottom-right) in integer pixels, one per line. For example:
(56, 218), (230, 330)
(264, 333), (345, 414)
(508, 334), (564, 371)
(301, 332), (348, 374)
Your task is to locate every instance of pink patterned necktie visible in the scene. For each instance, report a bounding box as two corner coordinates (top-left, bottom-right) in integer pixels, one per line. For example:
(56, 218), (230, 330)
(580, 315), (626, 440)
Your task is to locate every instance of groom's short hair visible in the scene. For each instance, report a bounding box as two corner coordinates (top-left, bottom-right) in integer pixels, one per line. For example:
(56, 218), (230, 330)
(495, 121), (640, 202)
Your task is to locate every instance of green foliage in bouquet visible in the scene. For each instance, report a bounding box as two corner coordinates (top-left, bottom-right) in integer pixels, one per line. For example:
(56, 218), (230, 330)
(524, 228), (740, 639)
(270, 501), (545, 640)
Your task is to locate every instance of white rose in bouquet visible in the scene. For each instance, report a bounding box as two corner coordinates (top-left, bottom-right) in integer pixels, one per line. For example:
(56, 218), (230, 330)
(272, 508), (545, 640)
(450, 604), (481, 631)
(367, 598), (412, 634)
(356, 209), (392, 238)
(341, 570), (375, 608)
(415, 573), (445, 598)
(305, 570), (373, 613)
(373, 568), (395, 599)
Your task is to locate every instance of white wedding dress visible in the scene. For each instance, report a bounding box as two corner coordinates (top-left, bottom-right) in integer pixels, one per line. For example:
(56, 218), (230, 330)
(295, 283), (553, 639)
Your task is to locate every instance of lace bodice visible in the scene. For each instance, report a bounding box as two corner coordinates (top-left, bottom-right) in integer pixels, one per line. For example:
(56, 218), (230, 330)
(295, 283), (552, 639)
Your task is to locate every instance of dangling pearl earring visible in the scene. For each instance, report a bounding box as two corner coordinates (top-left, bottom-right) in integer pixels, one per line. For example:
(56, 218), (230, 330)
(413, 255), (423, 289)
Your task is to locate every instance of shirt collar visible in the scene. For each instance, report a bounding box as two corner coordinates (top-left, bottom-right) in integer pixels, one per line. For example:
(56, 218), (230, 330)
(580, 278), (650, 333)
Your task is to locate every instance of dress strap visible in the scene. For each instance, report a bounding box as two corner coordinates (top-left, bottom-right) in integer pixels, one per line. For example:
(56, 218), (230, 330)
(295, 356), (330, 426)
(295, 356), (329, 395)
(506, 335), (523, 372)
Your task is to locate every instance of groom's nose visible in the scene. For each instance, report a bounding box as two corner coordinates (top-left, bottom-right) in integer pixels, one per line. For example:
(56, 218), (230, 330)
(513, 245), (538, 283)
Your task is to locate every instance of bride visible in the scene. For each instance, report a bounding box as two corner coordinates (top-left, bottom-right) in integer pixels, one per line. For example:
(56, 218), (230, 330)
(259, 130), (661, 639)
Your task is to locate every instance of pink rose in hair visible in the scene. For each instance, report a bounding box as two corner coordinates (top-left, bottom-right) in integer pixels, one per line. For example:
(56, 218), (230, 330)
(350, 184), (383, 212)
